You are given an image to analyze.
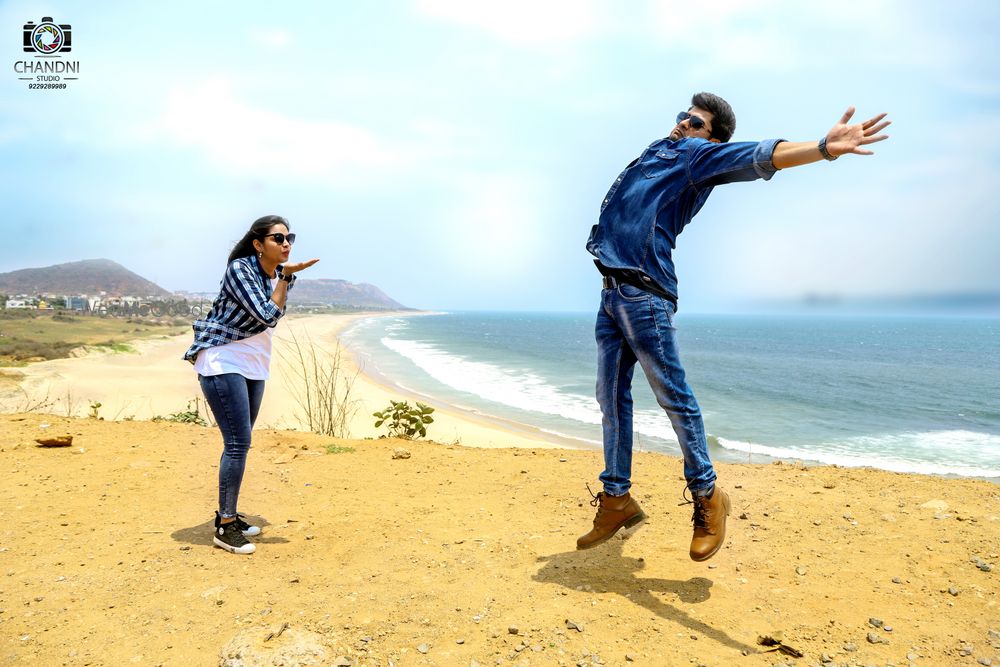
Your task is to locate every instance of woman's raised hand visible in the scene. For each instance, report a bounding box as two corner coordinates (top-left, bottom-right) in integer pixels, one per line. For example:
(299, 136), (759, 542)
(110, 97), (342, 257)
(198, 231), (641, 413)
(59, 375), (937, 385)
(282, 259), (320, 276)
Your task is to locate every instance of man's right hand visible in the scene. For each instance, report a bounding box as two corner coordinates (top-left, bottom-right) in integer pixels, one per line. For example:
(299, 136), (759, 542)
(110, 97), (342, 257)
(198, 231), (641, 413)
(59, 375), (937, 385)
(825, 107), (891, 158)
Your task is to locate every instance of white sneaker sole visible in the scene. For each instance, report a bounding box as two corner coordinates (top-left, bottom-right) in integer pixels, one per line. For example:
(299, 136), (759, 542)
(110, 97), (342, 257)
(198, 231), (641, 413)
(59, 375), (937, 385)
(213, 536), (256, 554)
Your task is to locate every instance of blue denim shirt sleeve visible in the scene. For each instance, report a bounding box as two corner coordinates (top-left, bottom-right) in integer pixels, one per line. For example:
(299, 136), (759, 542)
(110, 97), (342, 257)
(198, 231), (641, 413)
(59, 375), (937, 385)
(688, 137), (785, 188)
(222, 258), (283, 327)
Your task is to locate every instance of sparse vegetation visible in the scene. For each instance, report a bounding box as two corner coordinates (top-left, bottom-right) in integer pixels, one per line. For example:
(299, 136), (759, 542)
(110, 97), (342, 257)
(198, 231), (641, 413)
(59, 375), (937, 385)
(325, 444), (355, 454)
(279, 328), (359, 438)
(153, 398), (209, 427)
(373, 400), (435, 439)
(0, 310), (186, 366)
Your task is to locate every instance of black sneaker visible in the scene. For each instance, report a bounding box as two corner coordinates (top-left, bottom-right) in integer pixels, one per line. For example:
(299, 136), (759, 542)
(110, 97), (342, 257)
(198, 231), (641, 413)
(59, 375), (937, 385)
(233, 513), (261, 537)
(213, 515), (256, 555)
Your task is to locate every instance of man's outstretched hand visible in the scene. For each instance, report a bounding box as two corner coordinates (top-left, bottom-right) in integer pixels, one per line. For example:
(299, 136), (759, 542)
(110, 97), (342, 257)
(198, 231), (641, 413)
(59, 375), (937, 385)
(825, 107), (891, 157)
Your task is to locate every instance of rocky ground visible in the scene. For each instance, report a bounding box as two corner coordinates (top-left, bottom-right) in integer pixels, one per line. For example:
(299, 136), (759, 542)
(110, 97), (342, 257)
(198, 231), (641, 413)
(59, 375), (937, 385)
(1, 413), (998, 666)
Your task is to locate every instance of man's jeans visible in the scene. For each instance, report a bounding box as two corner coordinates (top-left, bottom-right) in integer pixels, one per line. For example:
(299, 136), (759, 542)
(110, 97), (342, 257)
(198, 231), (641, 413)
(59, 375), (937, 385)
(595, 283), (715, 496)
(199, 373), (265, 518)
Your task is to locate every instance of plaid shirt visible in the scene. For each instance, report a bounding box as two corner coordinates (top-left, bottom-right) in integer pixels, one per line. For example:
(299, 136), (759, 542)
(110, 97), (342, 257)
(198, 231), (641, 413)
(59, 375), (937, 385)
(183, 255), (295, 364)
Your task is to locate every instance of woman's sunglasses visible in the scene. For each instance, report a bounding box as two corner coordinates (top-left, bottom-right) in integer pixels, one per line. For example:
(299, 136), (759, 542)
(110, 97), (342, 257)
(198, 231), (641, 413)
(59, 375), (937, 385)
(262, 232), (296, 245)
(676, 111), (709, 132)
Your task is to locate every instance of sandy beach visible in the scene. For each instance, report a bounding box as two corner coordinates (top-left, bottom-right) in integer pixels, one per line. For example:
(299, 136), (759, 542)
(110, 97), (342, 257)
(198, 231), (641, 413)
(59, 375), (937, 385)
(1, 314), (999, 666)
(0, 313), (567, 451)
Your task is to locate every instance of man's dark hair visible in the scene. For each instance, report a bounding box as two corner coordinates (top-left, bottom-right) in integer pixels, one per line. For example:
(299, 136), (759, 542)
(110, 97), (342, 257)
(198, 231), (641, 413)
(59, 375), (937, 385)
(691, 92), (735, 143)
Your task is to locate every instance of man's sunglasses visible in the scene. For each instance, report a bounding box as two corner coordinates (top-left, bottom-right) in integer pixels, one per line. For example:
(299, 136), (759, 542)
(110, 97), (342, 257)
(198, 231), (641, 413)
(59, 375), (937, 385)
(262, 232), (296, 245)
(676, 111), (709, 132)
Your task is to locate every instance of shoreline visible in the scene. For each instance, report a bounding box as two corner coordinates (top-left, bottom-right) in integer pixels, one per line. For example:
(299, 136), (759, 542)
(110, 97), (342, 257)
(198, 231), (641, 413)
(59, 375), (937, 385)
(335, 311), (591, 450)
(2, 310), (997, 483)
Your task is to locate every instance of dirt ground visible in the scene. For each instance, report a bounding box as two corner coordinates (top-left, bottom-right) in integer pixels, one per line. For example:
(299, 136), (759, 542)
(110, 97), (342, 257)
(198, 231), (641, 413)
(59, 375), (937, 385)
(1, 413), (998, 666)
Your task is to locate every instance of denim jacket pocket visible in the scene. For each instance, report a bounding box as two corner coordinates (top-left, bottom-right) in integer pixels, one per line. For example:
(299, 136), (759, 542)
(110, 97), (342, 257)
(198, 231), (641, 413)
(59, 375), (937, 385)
(639, 149), (679, 179)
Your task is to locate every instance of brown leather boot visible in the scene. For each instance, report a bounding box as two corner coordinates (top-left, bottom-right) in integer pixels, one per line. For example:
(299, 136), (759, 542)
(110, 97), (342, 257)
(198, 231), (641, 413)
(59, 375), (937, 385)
(689, 486), (731, 561)
(576, 490), (647, 550)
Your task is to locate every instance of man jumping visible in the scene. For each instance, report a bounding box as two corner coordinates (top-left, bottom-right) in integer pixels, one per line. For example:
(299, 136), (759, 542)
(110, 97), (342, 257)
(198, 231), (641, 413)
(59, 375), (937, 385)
(580, 92), (890, 560)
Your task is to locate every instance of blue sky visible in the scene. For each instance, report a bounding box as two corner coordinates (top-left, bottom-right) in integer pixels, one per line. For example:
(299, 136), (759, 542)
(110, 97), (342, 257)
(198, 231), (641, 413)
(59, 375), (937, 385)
(2, 1), (998, 312)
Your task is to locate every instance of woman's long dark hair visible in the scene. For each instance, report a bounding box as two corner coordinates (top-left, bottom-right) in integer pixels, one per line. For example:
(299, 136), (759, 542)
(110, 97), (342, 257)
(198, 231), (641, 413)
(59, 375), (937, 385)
(227, 215), (290, 264)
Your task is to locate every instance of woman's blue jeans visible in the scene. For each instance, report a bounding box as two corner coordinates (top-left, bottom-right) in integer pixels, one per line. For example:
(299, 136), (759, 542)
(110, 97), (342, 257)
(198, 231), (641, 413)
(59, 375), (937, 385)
(595, 283), (716, 496)
(199, 373), (265, 518)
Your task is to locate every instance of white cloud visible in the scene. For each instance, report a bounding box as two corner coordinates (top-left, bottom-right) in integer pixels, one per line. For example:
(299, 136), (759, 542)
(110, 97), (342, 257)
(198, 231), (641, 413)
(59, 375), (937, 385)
(152, 79), (401, 180)
(415, 0), (600, 44)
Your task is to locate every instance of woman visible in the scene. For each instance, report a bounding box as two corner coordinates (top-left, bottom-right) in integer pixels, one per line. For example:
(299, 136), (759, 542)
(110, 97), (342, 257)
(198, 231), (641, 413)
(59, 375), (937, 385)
(184, 215), (318, 554)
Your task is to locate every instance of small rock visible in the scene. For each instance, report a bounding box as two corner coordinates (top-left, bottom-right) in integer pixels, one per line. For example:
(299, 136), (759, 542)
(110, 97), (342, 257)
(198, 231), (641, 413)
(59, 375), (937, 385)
(795, 566), (807, 576)
(906, 653), (919, 661)
(456, 638), (465, 644)
(884, 625), (893, 632)
(989, 629), (1000, 640)
(977, 658), (991, 666)
(959, 645), (974, 656)
(844, 642), (858, 652)
(333, 658), (352, 667)
(920, 499), (948, 510)
(739, 512), (749, 520)
(392, 448), (411, 460)
(273, 451), (297, 464)
(869, 617), (884, 628)
(625, 654), (636, 662)
(892, 577), (903, 584)
(867, 632), (882, 644)
(417, 643), (430, 654)
(508, 626), (519, 635)
(179, 546), (191, 551)
(979, 562), (993, 572)
(565, 619), (584, 632)
(35, 435), (73, 447)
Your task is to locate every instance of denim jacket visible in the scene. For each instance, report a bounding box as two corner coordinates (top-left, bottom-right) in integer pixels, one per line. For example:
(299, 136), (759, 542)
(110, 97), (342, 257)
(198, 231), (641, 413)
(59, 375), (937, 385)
(586, 136), (784, 300)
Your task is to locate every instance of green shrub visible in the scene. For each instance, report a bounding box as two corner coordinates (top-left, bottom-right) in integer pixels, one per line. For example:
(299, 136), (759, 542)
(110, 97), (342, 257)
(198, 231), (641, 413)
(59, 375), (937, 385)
(373, 400), (435, 439)
(153, 398), (208, 427)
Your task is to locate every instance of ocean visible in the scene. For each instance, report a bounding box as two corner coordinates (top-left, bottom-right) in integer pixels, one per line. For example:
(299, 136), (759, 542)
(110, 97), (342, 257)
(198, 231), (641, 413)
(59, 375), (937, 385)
(341, 312), (1000, 480)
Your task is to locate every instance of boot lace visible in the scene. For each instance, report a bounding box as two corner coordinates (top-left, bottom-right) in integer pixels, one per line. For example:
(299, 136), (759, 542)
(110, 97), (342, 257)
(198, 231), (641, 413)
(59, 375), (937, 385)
(586, 484), (606, 521)
(680, 485), (710, 530)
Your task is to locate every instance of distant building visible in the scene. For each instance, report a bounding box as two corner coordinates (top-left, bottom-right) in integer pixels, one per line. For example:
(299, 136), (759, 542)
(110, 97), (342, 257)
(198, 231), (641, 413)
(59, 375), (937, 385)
(65, 296), (88, 311)
(5, 299), (31, 309)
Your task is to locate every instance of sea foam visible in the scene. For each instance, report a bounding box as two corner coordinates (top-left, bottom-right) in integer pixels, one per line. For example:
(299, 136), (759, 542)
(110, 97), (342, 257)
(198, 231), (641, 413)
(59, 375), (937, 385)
(717, 430), (1000, 478)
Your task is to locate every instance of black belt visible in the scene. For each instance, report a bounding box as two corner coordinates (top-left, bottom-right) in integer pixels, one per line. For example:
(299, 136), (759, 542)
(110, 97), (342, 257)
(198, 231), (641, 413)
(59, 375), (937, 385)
(602, 274), (678, 308)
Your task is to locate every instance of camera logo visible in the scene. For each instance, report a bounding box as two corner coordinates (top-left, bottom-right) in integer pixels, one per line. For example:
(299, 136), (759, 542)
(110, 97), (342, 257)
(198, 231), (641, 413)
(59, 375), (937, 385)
(23, 17), (72, 54)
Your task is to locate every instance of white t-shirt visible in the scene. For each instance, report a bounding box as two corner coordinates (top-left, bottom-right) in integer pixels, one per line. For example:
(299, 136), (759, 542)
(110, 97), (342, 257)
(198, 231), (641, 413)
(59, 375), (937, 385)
(194, 277), (278, 380)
